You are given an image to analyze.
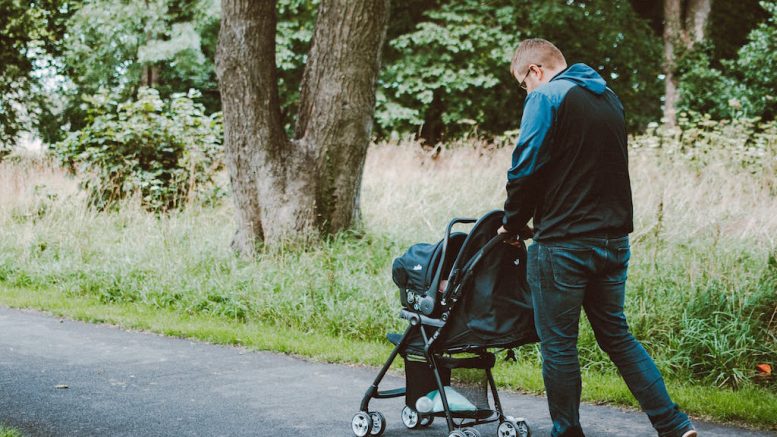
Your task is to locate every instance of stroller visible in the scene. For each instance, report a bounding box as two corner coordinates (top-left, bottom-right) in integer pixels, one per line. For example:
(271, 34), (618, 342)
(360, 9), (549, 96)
(351, 210), (539, 437)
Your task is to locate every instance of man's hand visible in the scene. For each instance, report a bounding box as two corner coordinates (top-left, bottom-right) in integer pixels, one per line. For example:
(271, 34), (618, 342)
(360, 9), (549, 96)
(497, 225), (533, 247)
(497, 225), (523, 247)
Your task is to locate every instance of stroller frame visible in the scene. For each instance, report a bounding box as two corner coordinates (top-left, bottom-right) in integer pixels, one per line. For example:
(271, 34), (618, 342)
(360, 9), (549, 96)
(351, 215), (532, 437)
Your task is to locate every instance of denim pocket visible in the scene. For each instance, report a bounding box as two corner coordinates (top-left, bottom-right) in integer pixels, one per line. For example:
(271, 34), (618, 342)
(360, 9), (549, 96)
(546, 246), (593, 288)
(601, 246), (630, 284)
(616, 246), (631, 267)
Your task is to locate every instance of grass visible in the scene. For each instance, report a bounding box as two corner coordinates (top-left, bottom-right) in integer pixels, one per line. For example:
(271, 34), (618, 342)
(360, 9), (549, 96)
(0, 128), (775, 429)
(0, 425), (23, 437)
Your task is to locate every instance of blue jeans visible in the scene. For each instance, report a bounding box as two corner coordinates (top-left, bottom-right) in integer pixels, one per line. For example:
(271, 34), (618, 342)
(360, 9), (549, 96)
(527, 236), (692, 437)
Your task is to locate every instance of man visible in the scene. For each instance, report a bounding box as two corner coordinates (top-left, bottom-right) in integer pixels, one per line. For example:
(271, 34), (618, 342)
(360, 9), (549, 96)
(496, 39), (696, 437)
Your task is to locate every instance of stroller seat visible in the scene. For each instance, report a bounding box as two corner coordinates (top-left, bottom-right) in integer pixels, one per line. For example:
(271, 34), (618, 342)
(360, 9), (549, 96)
(351, 210), (539, 437)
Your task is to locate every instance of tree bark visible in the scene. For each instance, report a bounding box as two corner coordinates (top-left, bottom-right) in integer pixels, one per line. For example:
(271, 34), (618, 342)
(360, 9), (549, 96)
(686, 0), (713, 43)
(141, 0), (159, 88)
(141, 65), (159, 87)
(418, 90), (445, 147)
(663, 0), (682, 128)
(662, 0), (712, 128)
(295, 1), (390, 234)
(217, 1), (279, 255)
(217, 0), (390, 254)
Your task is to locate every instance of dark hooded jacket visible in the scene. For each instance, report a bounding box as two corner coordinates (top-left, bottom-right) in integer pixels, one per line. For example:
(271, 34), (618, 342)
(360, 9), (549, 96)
(502, 63), (634, 241)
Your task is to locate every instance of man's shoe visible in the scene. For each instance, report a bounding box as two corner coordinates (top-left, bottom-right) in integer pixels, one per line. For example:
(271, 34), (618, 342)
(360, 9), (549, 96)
(680, 428), (697, 437)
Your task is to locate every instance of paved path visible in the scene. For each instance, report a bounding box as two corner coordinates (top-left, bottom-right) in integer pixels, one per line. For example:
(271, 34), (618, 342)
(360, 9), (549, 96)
(0, 307), (773, 437)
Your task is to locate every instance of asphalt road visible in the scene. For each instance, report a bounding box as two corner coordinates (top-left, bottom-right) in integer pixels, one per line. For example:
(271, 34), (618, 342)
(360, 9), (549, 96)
(0, 307), (774, 437)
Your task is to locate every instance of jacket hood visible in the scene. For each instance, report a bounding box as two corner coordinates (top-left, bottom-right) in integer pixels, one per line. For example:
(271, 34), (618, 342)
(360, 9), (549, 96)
(551, 63), (607, 95)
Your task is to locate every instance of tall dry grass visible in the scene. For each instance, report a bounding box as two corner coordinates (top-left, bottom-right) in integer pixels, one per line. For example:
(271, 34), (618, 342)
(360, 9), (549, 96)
(362, 137), (777, 248)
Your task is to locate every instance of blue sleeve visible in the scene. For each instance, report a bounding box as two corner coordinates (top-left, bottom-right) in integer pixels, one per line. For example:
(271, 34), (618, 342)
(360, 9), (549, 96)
(502, 92), (554, 233)
(507, 93), (553, 181)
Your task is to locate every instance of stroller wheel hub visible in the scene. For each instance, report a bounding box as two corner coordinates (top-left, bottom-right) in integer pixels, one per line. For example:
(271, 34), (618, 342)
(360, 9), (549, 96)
(351, 412), (371, 437)
(401, 405), (418, 428)
(462, 427), (482, 437)
(497, 418), (531, 437)
(368, 411), (386, 436)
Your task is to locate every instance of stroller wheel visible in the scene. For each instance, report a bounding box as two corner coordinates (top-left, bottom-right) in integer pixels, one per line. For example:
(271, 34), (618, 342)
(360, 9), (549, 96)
(352, 411), (371, 437)
(400, 406), (434, 429)
(401, 406), (419, 429)
(449, 431), (468, 437)
(368, 411), (387, 436)
(514, 418), (531, 437)
(463, 427), (482, 437)
(497, 418), (531, 437)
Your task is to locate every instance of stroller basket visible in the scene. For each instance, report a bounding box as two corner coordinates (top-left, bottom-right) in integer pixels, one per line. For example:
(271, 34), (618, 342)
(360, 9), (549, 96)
(351, 210), (539, 437)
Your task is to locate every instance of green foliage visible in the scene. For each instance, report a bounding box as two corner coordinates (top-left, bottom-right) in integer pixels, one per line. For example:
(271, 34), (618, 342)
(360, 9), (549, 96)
(55, 0), (220, 140)
(675, 45), (734, 120)
(0, 0), (73, 153)
(376, 0), (662, 141)
(275, 0), (318, 132)
(8, 0), (772, 147)
(707, 0), (770, 66)
(729, 1), (777, 120)
(270, 0), (662, 141)
(678, 1), (776, 121)
(526, 0), (664, 132)
(0, 0), (35, 152)
(378, 2), (518, 141)
(55, 87), (223, 211)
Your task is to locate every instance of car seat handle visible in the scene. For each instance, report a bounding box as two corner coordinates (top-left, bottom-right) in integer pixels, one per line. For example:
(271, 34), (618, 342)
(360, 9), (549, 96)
(421, 217), (477, 316)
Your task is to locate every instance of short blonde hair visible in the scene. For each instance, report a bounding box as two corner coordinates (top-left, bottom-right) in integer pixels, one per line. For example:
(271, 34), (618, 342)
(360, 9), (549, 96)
(510, 39), (567, 77)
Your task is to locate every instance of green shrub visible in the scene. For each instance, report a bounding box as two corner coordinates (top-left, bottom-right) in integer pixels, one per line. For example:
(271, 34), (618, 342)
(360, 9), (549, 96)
(55, 87), (223, 212)
(678, 1), (776, 121)
(675, 45), (734, 120)
(729, 1), (777, 120)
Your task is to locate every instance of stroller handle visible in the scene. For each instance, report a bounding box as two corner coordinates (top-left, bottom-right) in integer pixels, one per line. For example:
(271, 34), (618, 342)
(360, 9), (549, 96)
(443, 219), (477, 255)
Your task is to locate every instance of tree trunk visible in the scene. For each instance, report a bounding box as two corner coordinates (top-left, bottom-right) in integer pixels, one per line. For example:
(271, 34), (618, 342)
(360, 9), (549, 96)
(663, 0), (682, 128)
(295, 1), (390, 235)
(217, 1), (282, 255)
(418, 90), (445, 147)
(141, 65), (159, 87)
(141, 0), (159, 88)
(662, 0), (712, 128)
(686, 0), (712, 43)
(217, 0), (390, 254)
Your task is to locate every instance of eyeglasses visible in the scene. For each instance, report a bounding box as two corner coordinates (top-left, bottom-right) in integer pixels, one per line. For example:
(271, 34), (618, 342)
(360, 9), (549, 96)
(519, 64), (542, 90)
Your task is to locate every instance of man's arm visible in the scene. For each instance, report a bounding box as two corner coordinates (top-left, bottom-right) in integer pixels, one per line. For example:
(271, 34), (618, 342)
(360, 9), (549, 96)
(502, 92), (554, 234)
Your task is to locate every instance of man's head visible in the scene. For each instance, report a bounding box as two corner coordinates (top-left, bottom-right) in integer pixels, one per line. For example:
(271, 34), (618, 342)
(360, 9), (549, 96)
(510, 39), (567, 93)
